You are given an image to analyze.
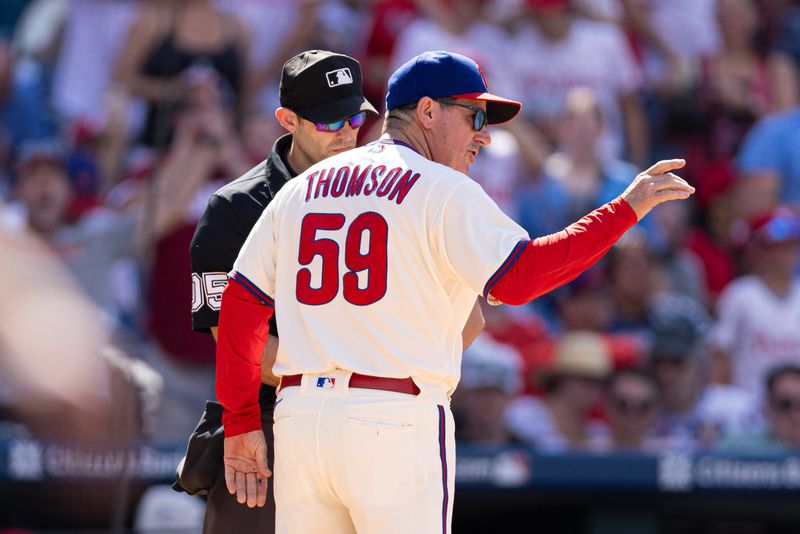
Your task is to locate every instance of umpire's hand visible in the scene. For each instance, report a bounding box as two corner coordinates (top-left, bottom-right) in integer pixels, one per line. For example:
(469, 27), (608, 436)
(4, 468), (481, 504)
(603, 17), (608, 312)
(621, 159), (695, 220)
(224, 430), (271, 507)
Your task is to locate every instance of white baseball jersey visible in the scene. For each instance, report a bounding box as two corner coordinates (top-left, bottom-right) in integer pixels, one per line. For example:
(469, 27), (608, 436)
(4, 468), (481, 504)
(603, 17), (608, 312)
(233, 139), (529, 395)
(710, 275), (800, 396)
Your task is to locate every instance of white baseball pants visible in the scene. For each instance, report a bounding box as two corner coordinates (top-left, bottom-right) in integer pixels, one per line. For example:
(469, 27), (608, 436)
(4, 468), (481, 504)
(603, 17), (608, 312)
(273, 371), (455, 534)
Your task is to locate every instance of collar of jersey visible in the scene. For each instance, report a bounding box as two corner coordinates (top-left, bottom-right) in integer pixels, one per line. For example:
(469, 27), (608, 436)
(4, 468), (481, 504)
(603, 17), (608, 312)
(373, 138), (420, 155)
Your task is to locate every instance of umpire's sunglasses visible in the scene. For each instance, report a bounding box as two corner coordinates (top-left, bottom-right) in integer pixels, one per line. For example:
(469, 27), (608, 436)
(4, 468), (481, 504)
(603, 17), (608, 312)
(306, 111), (367, 133)
(437, 98), (488, 131)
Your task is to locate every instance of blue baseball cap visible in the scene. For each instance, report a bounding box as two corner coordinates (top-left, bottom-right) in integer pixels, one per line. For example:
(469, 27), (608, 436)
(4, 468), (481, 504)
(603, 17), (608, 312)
(748, 206), (800, 245)
(386, 51), (522, 125)
(14, 139), (68, 178)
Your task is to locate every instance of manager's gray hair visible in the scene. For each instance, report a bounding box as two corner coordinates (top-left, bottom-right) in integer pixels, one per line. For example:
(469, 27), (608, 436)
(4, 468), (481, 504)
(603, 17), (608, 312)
(382, 99), (453, 133)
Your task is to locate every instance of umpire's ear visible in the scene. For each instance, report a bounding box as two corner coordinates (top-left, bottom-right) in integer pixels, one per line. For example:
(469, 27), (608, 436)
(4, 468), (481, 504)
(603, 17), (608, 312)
(275, 107), (300, 134)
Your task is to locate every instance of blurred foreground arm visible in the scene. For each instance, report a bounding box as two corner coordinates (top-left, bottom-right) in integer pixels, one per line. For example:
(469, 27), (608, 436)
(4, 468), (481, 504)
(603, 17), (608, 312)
(0, 226), (112, 438)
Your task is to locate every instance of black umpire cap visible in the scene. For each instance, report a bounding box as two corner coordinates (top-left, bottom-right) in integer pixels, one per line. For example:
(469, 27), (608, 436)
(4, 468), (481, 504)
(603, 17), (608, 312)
(280, 50), (377, 123)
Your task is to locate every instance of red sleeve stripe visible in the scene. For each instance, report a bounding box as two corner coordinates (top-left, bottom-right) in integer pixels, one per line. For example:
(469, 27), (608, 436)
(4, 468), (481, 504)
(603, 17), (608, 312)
(229, 271), (275, 308)
(482, 239), (528, 299)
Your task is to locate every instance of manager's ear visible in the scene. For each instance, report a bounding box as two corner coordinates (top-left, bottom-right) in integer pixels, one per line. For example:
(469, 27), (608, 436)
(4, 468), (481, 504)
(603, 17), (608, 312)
(275, 107), (300, 134)
(415, 97), (438, 131)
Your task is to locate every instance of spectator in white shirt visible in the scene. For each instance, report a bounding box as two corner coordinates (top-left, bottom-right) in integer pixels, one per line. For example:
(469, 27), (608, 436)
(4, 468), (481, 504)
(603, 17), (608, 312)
(710, 206), (800, 397)
(512, 0), (648, 166)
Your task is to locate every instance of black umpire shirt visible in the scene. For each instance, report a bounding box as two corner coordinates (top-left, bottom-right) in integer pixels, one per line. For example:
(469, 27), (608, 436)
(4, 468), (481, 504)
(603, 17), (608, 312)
(190, 133), (296, 406)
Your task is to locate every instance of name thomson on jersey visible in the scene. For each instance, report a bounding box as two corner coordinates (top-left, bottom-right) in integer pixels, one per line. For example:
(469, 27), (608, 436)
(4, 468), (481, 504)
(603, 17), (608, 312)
(304, 165), (421, 204)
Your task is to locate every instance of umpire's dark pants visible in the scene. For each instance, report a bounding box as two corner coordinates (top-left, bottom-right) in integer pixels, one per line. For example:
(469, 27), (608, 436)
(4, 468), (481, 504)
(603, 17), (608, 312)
(202, 402), (275, 534)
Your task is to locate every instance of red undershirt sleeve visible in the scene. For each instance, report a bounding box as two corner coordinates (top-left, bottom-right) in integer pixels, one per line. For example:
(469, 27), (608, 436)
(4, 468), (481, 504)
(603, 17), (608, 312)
(216, 271), (275, 437)
(488, 197), (638, 305)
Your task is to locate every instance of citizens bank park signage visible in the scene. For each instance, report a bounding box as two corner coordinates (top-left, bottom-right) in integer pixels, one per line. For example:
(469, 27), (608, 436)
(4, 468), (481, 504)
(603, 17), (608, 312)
(1, 439), (183, 481)
(3, 439), (800, 492)
(455, 446), (800, 493)
(658, 452), (800, 492)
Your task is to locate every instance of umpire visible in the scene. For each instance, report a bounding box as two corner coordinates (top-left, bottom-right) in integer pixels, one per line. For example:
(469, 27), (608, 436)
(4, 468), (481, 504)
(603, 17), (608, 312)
(184, 50), (377, 533)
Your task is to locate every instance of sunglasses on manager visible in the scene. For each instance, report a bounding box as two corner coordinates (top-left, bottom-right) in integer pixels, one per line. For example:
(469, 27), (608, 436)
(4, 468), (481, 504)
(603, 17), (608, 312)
(405, 98), (489, 132)
(302, 111), (367, 133)
(437, 98), (488, 131)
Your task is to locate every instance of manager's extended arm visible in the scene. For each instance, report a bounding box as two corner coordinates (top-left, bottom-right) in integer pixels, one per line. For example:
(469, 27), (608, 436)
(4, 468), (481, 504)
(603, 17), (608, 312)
(489, 159), (694, 305)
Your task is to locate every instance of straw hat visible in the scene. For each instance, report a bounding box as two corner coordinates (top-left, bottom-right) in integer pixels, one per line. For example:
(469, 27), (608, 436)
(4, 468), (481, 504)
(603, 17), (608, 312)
(546, 331), (612, 380)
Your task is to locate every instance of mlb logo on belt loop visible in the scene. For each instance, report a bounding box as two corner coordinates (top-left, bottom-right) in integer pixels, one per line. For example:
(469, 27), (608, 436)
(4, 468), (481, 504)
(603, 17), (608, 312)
(326, 68), (353, 87)
(316, 377), (336, 389)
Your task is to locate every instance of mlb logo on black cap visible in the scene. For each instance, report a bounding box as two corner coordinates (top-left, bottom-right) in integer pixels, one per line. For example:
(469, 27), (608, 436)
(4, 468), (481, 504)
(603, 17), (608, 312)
(326, 68), (353, 88)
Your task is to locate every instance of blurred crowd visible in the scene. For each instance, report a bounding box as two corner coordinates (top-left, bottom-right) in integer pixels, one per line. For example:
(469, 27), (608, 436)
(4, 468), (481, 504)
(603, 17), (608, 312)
(2, 0), (800, 469)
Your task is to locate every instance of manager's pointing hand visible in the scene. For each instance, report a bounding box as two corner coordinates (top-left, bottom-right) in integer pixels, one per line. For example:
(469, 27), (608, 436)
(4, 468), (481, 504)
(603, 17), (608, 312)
(621, 159), (695, 220)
